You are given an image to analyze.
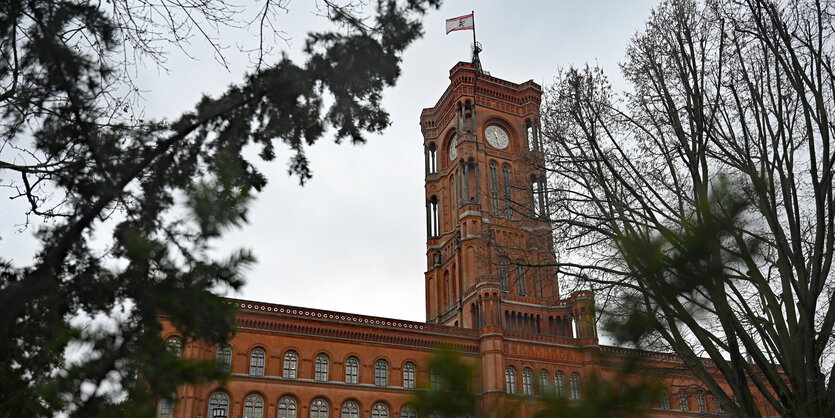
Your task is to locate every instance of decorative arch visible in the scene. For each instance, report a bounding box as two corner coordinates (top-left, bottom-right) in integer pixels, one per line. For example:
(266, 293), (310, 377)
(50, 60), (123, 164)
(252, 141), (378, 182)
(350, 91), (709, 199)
(207, 391), (230, 418)
(277, 395), (297, 418)
(341, 399), (360, 418)
(243, 392), (265, 418)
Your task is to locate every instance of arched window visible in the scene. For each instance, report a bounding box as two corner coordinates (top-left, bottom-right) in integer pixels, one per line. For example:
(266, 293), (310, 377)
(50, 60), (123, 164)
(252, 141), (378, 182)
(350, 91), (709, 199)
(216, 344), (232, 372)
(371, 403), (388, 418)
(277, 396), (297, 418)
(697, 392), (707, 412)
(243, 394), (264, 418)
(505, 366), (516, 394)
(157, 398), (172, 418)
(516, 265), (526, 296)
(660, 388), (670, 410)
(283, 350), (298, 378)
(165, 336), (183, 358)
(678, 390), (688, 411)
(314, 353), (329, 381)
(555, 371), (565, 397)
(341, 401), (359, 418)
(403, 362), (416, 389)
(489, 161), (500, 216)
(521, 368), (533, 395)
(569, 372), (580, 400)
(345, 356), (359, 384)
(619, 383), (629, 404)
(310, 398), (329, 418)
(400, 405), (417, 418)
(538, 370), (549, 395)
(498, 259), (508, 291)
(208, 392), (229, 418)
(249, 348), (265, 376)
(374, 359), (388, 386)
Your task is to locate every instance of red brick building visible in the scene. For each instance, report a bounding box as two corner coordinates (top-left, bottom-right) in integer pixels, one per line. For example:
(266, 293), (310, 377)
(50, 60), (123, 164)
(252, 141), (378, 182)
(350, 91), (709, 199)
(159, 62), (778, 418)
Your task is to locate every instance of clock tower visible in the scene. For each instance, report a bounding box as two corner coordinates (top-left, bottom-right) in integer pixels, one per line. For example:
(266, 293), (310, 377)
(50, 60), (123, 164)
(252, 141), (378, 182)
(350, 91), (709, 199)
(420, 62), (596, 340)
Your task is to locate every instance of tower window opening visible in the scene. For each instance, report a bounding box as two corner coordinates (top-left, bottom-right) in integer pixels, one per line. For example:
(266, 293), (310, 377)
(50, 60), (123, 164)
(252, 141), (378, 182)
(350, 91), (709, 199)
(489, 161), (500, 216)
(460, 159), (480, 204)
(463, 102), (474, 133)
(526, 119), (542, 151)
(426, 143), (438, 174)
(502, 165), (513, 218)
(427, 197), (440, 238)
(526, 120), (535, 151)
(498, 259), (508, 291)
(531, 177), (547, 218)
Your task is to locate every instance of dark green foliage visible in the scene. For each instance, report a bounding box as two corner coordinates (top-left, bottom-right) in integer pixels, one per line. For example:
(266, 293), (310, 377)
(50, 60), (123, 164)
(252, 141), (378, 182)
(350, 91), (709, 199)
(409, 349), (478, 417)
(0, 0), (440, 415)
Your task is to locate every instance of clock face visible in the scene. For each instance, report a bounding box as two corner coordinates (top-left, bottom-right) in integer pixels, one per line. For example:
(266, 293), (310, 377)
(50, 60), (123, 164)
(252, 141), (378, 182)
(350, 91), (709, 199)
(485, 125), (509, 149)
(449, 138), (458, 160)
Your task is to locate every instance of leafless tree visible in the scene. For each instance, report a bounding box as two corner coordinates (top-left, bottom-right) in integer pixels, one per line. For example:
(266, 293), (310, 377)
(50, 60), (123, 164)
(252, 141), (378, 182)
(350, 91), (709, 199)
(541, 0), (835, 416)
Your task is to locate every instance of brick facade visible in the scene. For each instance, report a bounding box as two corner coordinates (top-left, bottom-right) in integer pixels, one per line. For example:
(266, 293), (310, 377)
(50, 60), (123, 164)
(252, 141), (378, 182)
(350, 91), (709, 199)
(160, 63), (778, 418)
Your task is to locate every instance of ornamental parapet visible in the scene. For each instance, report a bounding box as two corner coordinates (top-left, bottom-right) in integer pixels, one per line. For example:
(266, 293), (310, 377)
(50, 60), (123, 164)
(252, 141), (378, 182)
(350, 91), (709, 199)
(226, 298), (480, 352)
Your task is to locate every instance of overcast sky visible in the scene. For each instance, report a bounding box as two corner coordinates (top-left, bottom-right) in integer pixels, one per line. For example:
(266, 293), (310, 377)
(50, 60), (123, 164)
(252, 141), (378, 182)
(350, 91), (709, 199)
(0, 1), (659, 322)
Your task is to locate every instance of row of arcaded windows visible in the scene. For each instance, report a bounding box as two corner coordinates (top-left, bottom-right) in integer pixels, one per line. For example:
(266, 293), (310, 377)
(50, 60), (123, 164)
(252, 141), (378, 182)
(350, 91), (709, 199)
(612, 382), (730, 413)
(199, 392), (412, 418)
(505, 367), (581, 400)
(242, 348), (412, 388)
(163, 336), (417, 388)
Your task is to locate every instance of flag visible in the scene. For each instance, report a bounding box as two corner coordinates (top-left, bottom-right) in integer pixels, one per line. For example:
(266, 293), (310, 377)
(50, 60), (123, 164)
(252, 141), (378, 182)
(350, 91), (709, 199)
(445, 14), (474, 34)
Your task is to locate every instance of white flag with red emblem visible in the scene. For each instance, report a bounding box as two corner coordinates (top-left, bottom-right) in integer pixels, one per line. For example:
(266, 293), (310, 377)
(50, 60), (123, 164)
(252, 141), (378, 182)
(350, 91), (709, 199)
(445, 14), (474, 34)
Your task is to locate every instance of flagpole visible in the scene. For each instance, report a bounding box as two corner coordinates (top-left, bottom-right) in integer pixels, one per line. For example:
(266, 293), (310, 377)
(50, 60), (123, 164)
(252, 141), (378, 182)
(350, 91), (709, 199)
(472, 10), (477, 51)
(472, 10), (478, 135)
